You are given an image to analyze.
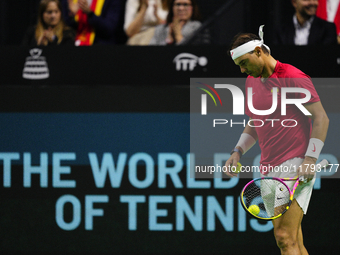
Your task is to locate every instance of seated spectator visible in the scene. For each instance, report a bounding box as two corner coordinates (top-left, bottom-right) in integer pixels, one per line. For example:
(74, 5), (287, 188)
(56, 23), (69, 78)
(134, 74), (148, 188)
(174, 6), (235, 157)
(124, 0), (169, 45)
(274, 0), (337, 45)
(316, 0), (340, 44)
(149, 0), (201, 45)
(22, 0), (75, 46)
(62, 0), (125, 45)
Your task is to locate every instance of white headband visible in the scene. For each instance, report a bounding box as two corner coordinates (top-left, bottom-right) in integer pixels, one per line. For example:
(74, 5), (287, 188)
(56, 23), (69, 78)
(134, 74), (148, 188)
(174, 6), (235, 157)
(230, 25), (271, 60)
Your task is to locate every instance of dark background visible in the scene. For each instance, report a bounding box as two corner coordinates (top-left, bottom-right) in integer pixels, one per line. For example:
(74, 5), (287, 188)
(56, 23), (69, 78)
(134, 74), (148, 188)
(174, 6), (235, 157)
(0, 0), (296, 46)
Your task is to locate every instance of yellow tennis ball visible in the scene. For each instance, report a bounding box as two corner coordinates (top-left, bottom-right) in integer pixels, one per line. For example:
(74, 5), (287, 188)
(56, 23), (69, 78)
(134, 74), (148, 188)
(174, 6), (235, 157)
(231, 162), (242, 173)
(248, 205), (260, 216)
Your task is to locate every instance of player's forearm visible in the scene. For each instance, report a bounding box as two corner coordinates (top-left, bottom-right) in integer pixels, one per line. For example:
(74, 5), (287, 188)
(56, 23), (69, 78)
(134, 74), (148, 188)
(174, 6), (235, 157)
(234, 122), (258, 155)
(244, 122), (258, 141)
(305, 101), (329, 142)
(304, 111), (329, 163)
(310, 112), (329, 143)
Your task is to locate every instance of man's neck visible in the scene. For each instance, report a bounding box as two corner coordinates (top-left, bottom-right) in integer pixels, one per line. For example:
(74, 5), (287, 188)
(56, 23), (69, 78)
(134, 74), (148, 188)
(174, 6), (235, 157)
(261, 56), (277, 79)
(295, 12), (313, 26)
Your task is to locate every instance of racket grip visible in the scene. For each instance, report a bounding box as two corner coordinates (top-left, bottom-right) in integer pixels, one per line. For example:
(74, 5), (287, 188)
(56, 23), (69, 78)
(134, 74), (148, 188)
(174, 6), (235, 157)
(298, 175), (307, 184)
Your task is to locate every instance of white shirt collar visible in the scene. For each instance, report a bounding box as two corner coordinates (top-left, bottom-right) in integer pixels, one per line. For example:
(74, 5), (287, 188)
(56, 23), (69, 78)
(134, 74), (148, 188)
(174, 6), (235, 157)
(293, 15), (315, 45)
(293, 15), (314, 29)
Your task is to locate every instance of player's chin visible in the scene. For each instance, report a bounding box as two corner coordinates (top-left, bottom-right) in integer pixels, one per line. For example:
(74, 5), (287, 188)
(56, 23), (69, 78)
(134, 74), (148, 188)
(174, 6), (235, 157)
(249, 73), (259, 78)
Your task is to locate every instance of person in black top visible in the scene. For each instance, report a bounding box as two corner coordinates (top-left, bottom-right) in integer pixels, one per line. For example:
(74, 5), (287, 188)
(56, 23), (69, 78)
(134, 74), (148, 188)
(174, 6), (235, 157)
(22, 0), (75, 46)
(274, 0), (337, 45)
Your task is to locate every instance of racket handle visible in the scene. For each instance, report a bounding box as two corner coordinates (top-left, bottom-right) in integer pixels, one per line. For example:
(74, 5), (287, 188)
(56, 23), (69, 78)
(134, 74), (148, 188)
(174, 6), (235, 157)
(298, 175), (306, 183)
(317, 159), (329, 169)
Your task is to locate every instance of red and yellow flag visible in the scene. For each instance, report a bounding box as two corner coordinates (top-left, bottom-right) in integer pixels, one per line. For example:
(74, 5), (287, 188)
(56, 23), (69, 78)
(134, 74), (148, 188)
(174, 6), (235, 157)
(74, 0), (105, 46)
(316, 0), (340, 35)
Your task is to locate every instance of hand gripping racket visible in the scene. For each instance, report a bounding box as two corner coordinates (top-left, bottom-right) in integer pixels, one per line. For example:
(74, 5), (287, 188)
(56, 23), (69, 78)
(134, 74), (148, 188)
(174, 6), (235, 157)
(240, 159), (329, 220)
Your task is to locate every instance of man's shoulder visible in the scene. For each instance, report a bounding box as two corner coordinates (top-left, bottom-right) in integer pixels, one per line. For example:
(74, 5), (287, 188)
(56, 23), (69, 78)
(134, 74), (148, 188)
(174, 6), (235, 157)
(310, 16), (337, 44)
(313, 16), (336, 27)
(272, 17), (295, 45)
(185, 21), (202, 29)
(312, 16), (337, 32)
(275, 61), (309, 78)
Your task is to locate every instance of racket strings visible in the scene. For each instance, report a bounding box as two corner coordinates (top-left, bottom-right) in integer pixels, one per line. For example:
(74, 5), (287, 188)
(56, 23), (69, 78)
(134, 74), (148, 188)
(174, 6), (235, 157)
(242, 179), (291, 219)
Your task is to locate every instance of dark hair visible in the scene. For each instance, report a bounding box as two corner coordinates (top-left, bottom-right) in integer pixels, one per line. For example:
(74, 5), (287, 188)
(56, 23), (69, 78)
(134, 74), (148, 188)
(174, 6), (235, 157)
(228, 33), (270, 56)
(36, 0), (66, 44)
(166, 0), (201, 24)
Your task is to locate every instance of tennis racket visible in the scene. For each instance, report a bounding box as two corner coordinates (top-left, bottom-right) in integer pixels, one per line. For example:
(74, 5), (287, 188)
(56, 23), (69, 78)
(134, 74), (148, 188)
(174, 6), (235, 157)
(240, 159), (329, 220)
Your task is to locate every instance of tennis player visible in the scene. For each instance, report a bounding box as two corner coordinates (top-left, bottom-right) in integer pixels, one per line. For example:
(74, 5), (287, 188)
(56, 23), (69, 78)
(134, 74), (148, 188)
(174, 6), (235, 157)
(225, 25), (329, 255)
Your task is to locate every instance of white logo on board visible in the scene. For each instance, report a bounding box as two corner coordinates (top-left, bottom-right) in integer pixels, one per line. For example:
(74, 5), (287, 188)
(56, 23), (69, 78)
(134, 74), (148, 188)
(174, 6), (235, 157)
(23, 49), (49, 80)
(173, 53), (208, 71)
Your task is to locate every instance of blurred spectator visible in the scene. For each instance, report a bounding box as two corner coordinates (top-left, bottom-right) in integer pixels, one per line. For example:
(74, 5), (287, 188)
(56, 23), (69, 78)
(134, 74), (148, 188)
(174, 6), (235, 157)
(22, 0), (75, 46)
(274, 0), (337, 45)
(124, 0), (169, 45)
(316, 0), (340, 44)
(62, 0), (125, 45)
(149, 0), (201, 45)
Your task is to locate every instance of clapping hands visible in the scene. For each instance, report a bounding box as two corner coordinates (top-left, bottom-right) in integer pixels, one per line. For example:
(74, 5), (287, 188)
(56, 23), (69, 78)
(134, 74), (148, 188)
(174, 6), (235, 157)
(166, 17), (185, 44)
(67, 0), (92, 15)
(37, 27), (56, 46)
